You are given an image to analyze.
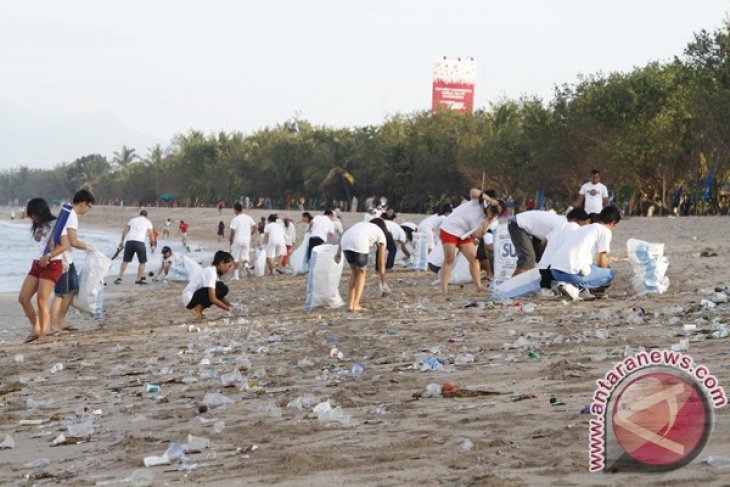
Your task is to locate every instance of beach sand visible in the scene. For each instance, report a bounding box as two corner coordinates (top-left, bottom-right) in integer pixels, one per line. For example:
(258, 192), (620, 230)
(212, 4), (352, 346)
(0, 207), (728, 486)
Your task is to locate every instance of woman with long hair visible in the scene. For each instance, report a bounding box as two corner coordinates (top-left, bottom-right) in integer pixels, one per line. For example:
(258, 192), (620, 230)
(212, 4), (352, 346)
(18, 198), (69, 343)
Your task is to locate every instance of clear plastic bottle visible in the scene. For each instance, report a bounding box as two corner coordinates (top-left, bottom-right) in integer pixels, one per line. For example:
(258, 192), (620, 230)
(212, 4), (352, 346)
(350, 363), (365, 376)
(50, 363), (64, 373)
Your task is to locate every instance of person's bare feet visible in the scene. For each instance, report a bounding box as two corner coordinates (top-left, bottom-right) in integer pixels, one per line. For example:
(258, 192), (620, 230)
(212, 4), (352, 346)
(352, 306), (368, 312)
(189, 309), (205, 321)
(33, 335), (48, 345)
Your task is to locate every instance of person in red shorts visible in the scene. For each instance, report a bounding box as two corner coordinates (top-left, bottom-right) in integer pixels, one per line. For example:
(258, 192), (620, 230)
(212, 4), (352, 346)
(179, 220), (189, 248)
(438, 189), (498, 294)
(18, 198), (69, 344)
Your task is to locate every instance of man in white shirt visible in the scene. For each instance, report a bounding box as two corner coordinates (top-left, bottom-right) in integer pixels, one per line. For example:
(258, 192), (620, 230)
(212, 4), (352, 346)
(537, 208), (590, 288)
(229, 202), (258, 280)
(115, 210), (155, 285)
(381, 211), (410, 269)
(577, 169), (609, 216)
(550, 206), (621, 300)
(417, 203), (452, 253)
(302, 210), (335, 262)
(508, 210), (566, 276)
(50, 189), (96, 334)
(263, 214), (287, 275)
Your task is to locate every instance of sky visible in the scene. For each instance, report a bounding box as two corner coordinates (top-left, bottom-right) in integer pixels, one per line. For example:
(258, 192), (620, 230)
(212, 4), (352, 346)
(0, 0), (728, 168)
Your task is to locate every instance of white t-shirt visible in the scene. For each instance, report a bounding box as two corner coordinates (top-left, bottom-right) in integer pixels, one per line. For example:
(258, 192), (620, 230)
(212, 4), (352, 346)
(549, 223), (612, 275)
(383, 219), (406, 243)
(230, 213), (256, 244)
(340, 222), (387, 254)
(62, 209), (79, 265)
(32, 221), (68, 260)
(284, 221), (297, 246)
(310, 215), (335, 241)
(440, 200), (484, 239)
(182, 266), (218, 306)
(125, 216), (153, 243)
(418, 214), (446, 233)
(580, 182), (609, 215)
(515, 211), (566, 240)
(538, 221), (579, 270)
(264, 221), (286, 246)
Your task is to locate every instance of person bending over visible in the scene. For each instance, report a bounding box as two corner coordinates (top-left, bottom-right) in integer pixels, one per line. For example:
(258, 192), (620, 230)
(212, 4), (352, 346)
(182, 251), (235, 320)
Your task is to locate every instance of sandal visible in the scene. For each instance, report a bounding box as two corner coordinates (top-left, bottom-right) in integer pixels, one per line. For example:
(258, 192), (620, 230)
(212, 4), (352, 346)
(23, 335), (38, 343)
(62, 325), (78, 332)
(135, 280), (147, 285)
(114, 278), (123, 284)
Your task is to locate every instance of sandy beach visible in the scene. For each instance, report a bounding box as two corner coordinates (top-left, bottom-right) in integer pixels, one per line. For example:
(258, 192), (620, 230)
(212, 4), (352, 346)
(0, 207), (728, 486)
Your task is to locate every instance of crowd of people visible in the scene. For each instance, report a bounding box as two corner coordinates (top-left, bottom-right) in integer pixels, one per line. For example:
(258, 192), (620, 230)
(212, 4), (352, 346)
(16, 169), (622, 338)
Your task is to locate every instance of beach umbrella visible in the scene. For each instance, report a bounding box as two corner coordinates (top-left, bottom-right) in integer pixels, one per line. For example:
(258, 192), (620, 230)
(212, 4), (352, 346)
(158, 193), (177, 202)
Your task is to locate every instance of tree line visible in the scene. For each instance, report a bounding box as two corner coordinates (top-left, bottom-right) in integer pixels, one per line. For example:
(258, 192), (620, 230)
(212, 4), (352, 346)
(2, 26), (730, 215)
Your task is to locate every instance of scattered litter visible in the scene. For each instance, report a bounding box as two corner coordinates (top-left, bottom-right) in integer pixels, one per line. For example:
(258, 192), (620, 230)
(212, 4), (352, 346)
(50, 363), (64, 373)
(350, 363), (365, 376)
(186, 434), (209, 453)
(67, 419), (94, 437)
(0, 435), (14, 449)
(25, 458), (50, 469)
(421, 383), (443, 398)
(329, 348), (344, 360)
(287, 394), (319, 410)
(202, 392), (235, 408)
(579, 404), (591, 414)
(712, 326), (728, 339)
(510, 393), (537, 402)
(671, 339), (689, 352)
(705, 455), (730, 467)
(129, 469), (154, 487)
(549, 397), (566, 406)
(297, 357), (315, 369)
(220, 369), (244, 387)
(420, 357), (443, 372)
(312, 400), (353, 426)
(14, 354), (24, 363)
(458, 439), (475, 452)
(701, 299), (717, 309)
(51, 433), (67, 446)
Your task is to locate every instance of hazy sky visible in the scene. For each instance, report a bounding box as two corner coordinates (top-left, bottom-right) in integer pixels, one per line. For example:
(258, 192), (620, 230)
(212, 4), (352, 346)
(1, 0), (728, 166)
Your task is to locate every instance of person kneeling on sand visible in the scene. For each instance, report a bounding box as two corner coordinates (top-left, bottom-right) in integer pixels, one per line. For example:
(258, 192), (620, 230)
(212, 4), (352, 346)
(335, 218), (389, 312)
(549, 206), (621, 301)
(181, 251), (235, 320)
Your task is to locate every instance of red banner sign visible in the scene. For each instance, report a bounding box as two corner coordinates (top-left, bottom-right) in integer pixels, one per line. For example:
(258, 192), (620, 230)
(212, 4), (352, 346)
(432, 58), (476, 114)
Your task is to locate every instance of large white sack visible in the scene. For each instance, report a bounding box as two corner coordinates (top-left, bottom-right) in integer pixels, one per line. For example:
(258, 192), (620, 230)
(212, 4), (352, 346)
(493, 267), (541, 300)
(290, 232), (310, 275)
(181, 256), (202, 281)
(492, 223), (518, 288)
(428, 243), (444, 270)
(627, 238), (670, 295)
(304, 244), (344, 312)
(253, 247), (267, 277)
(443, 253), (472, 285)
(74, 251), (112, 315)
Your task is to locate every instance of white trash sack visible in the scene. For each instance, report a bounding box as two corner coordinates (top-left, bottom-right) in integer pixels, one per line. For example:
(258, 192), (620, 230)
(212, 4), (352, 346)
(408, 232), (429, 271)
(627, 238), (670, 295)
(290, 232), (310, 275)
(493, 267), (541, 300)
(304, 244), (344, 312)
(253, 247), (267, 277)
(74, 251), (111, 314)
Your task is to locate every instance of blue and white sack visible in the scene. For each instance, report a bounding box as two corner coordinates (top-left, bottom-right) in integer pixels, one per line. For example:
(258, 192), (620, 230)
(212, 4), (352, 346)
(626, 238), (669, 295)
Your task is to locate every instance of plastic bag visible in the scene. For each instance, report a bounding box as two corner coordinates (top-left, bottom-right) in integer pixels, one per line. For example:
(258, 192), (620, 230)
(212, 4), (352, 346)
(253, 247), (266, 277)
(181, 256), (202, 281)
(627, 238), (669, 295)
(304, 244), (344, 312)
(74, 251), (112, 314)
(408, 232), (429, 271)
(289, 232), (310, 275)
(446, 253), (472, 285)
(493, 267), (541, 300)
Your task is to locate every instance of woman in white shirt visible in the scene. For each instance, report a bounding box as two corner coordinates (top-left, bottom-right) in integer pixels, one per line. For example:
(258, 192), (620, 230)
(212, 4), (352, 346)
(18, 198), (70, 344)
(438, 189), (498, 294)
(182, 251), (235, 320)
(337, 218), (388, 312)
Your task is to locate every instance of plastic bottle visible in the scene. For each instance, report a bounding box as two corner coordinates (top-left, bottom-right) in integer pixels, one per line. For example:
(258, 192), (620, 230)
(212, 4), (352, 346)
(50, 363), (64, 373)
(144, 383), (161, 393)
(350, 363), (365, 376)
(421, 357), (442, 371)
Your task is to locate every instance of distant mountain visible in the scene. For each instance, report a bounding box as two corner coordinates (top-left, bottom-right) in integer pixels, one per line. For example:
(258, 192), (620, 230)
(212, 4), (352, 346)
(0, 99), (163, 169)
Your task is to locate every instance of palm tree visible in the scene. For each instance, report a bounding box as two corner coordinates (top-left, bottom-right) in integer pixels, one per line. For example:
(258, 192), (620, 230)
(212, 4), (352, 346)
(112, 145), (139, 171)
